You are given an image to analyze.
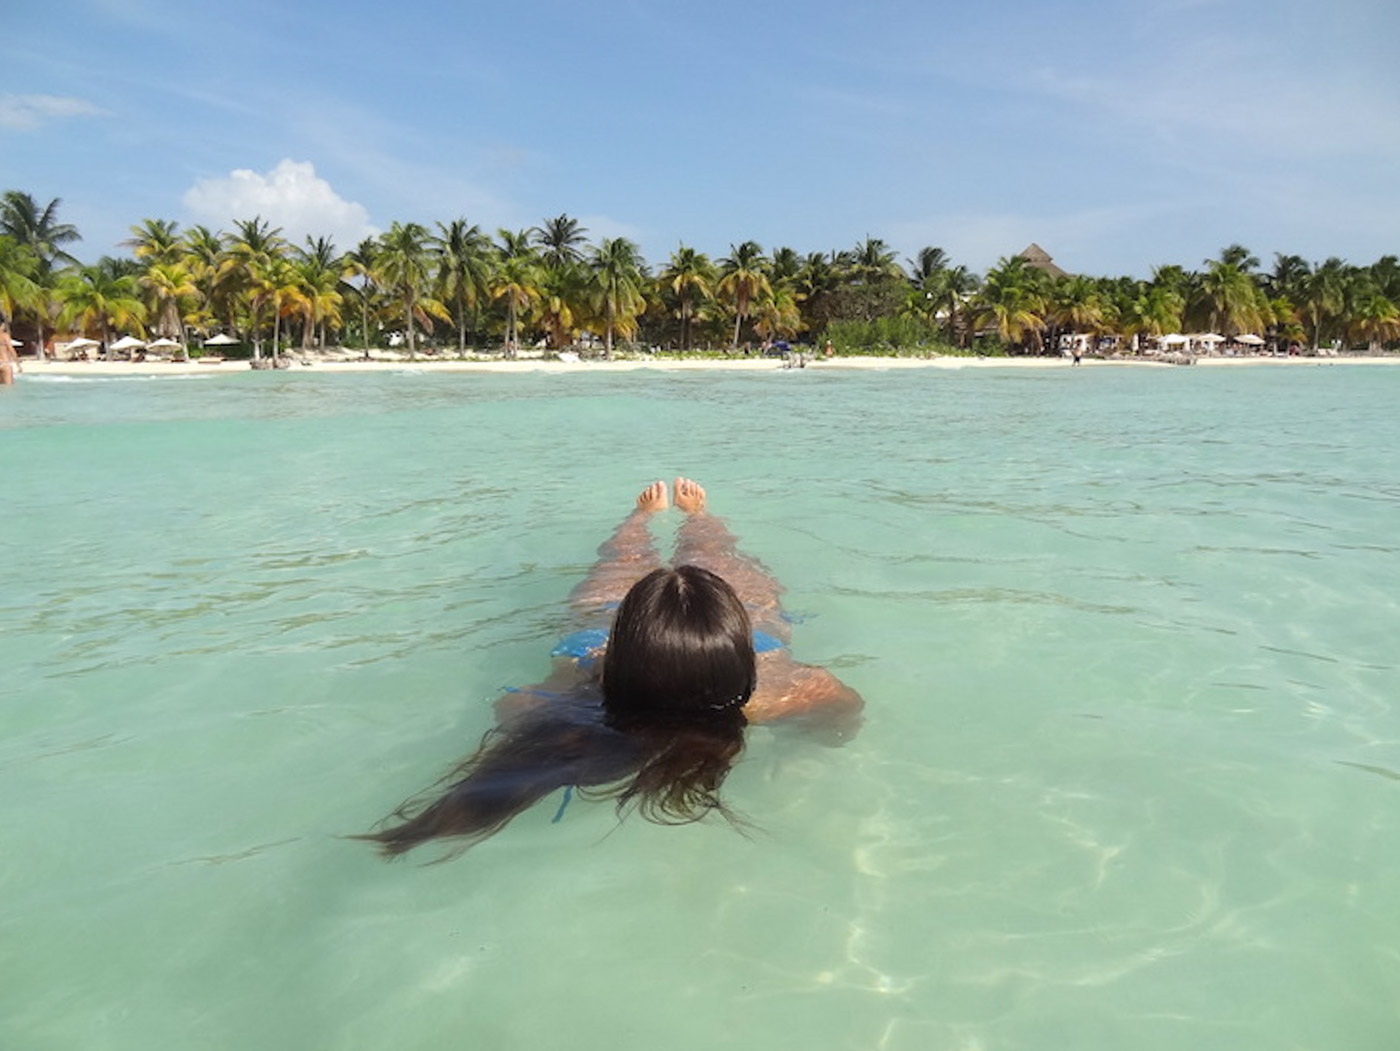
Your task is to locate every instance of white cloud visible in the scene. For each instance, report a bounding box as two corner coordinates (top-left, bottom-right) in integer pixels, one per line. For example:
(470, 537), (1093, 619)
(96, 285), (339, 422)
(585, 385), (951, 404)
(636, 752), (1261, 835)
(0, 94), (103, 131)
(180, 159), (379, 250)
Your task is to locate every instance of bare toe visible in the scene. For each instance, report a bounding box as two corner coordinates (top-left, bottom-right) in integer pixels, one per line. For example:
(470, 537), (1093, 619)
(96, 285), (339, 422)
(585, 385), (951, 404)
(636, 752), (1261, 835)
(674, 476), (707, 514)
(636, 480), (669, 512)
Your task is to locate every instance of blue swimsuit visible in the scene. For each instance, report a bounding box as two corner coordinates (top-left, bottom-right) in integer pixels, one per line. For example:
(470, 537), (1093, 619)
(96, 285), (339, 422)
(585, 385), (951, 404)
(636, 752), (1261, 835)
(551, 627), (784, 670)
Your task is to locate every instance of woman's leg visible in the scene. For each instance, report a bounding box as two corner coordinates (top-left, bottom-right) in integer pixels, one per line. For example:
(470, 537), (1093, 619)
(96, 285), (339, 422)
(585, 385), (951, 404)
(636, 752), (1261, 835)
(567, 480), (667, 617)
(671, 477), (788, 641)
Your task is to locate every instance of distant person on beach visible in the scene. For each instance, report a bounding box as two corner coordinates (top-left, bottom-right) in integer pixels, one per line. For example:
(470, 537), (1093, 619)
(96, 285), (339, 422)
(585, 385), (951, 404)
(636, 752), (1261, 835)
(0, 320), (20, 385)
(361, 477), (863, 858)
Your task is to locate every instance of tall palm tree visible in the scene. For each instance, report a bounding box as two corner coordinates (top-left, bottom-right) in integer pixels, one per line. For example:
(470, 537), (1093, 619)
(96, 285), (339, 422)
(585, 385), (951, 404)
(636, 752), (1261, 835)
(927, 264), (978, 347)
(768, 246), (803, 286)
(971, 256), (1046, 352)
(375, 221), (442, 360)
(1216, 244), (1260, 273)
(432, 219), (492, 352)
(292, 244), (344, 350)
(496, 227), (536, 261)
(123, 219), (183, 266)
(1295, 258), (1348, 350)
(0, 191), (81, 274)
(537, 264), (583, 350)
(263, 256), (306, 363)
(0, 235), (42, 323)
(752, 284), (803, 341)
(341, 238), (379, 350)
(659, 246), (715, 352)
(227, 217), (287, 359)
(533, 214), (588, 270)
(490, 253), (542, 357)
(139, 261), (197, 357)
(180, 225), (229, 338)
(1188, 260), (1266, 336)
(588, 238), (647, 358)
(849, 236), (903, 285)
(908, 246), (950, 288)
(718, 241), (770, 348)
(1345, 280), (1400, 353)
(56, 265), (147, 353)
(1048, 275), (1108, 352)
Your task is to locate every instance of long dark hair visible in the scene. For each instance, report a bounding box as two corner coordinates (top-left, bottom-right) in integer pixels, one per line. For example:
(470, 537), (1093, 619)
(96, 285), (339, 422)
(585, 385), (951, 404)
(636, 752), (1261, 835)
(361, 565), (756, 858)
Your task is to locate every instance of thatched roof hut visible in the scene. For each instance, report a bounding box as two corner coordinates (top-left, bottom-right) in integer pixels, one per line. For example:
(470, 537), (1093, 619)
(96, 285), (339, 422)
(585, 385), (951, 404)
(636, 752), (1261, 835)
(1017, 243), (1069, 279)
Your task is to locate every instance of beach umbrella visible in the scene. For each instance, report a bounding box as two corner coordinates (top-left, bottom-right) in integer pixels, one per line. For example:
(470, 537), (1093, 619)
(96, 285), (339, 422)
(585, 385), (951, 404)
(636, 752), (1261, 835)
(147, 337), (182, 350)
(1235, 334), (1265, 345)
(1160, 333), (1189, 346)
(203, 333), (239, 346)
(110, 335), (146, 353)
(60, 337), (100, 359)
(1195, 333), (1225, 344)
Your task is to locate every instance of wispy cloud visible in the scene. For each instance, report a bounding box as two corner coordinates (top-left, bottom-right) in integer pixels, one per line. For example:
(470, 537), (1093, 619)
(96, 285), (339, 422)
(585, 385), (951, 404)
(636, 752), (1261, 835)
(0, 94), (104, 131)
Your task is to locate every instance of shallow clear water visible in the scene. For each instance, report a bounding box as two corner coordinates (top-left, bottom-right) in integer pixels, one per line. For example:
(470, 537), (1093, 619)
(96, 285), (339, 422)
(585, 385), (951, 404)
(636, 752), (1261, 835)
(2, 365), (1398, 1050)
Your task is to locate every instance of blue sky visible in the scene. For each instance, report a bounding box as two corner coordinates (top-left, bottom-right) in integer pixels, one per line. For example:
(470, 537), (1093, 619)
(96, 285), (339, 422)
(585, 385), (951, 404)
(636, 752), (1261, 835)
(5, 0), (1398, 277)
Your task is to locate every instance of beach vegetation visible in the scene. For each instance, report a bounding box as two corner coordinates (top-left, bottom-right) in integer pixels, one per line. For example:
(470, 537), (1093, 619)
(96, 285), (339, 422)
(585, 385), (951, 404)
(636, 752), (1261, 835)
(5, 186), (1400, 360)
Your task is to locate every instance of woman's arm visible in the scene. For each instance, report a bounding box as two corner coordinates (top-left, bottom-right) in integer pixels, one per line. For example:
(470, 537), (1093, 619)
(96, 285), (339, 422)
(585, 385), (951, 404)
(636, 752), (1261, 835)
(745, 651), (864, 742)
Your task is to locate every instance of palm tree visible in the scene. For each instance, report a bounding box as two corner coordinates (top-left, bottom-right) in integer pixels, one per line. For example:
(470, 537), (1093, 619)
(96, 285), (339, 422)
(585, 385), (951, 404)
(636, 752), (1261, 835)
(533, 214), (588, 270)
(341, 238), (379, 350)
(0, 235), (42, 324)
(496, 227), (536, 261)
(537, 264), (582, 350)
(768, 246), (803, 286)
(1188, 260), (1266, 337)
(227, 217), (287, 359)
(1048, 275), (1108, 353)
(752, 284), (803, 342)
(795, 251), (843, 337)
(180, 225), (229, 338)
(849, 236), (904, 285)
(0, 191), (81, 274)
(926, 264), (978, 347)
(717, 241), (770, 348)
(588, 237), (647, 357)
(123, 219), (183, 266)
(263, 256), (306, 363)
(1266, 253), (1309, 300)
(971, 256), (1046, 352)
(56, 264), (147, 353)
(292, 244), (344, 350)
(139, 261), (197, 358)
(432, 219), (492, 352)
(659, 246), (715, 351)
(490, 253), (542, 357)
(375, 221), (442, 359)
(1295, 258), (1348, 351)
(908, 246), (950, 288)
(1217, 244), (1260, 273)
(1346, 281), (1400, 353)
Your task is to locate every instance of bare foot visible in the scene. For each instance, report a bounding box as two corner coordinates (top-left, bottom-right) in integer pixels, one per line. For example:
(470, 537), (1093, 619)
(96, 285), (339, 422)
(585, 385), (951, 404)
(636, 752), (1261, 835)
(636, 480), (669, 512)
(674, 477), (706, 514)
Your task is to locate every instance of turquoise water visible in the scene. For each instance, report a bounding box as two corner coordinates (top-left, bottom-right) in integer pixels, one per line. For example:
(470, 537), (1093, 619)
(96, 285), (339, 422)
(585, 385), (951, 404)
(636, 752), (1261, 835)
(2, 365), (1398, 1049)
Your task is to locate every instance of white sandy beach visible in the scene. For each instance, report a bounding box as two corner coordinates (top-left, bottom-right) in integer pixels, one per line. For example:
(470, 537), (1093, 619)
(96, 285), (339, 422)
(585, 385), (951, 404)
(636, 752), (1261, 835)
(15, 352), (1400, 378)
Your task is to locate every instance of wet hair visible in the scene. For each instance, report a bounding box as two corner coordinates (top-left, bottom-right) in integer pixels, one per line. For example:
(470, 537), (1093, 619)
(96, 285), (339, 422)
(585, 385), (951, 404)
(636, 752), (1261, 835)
(361, 566), (756, 859)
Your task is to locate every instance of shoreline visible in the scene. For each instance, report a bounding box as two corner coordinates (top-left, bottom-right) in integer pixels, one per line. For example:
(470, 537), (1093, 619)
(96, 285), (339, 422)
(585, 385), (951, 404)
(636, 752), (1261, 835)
(16, 352), (1400, 377)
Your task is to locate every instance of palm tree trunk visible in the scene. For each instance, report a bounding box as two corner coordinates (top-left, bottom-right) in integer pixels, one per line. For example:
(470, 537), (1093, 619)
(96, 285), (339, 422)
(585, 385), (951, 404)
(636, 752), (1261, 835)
(405, 292), (417, 360)
(457, 288), (466, 353)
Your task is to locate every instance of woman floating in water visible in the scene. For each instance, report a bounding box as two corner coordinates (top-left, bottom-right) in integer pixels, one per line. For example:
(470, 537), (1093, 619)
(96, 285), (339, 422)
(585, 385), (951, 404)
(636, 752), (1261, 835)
(362, 478), (862, 858)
